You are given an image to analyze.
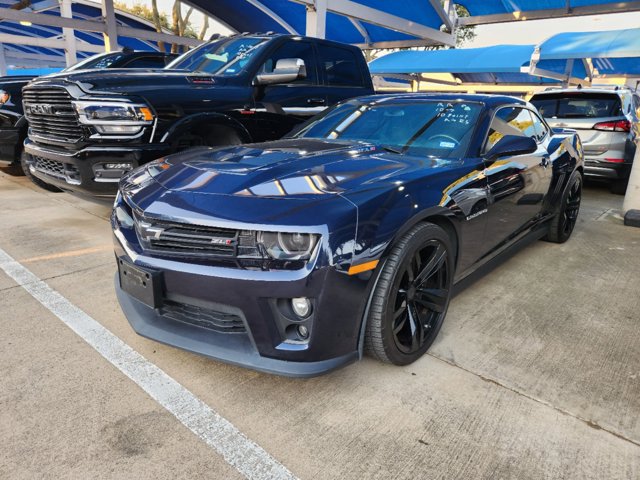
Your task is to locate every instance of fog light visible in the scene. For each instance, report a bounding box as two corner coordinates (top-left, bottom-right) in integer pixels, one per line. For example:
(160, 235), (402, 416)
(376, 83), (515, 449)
(297, 325), (309, 339)
(291, 297), (311, 318)
(105, 163), (133, 170)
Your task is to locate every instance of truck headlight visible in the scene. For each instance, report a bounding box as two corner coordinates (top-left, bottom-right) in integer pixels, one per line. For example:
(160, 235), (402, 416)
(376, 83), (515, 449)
(73, 101), (154, 127)
(258, 232), (319, 260)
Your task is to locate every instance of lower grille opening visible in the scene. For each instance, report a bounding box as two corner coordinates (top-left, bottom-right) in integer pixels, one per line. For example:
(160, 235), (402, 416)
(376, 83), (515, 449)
(161, 300), (246, 333)
(32, 156), (80, 183)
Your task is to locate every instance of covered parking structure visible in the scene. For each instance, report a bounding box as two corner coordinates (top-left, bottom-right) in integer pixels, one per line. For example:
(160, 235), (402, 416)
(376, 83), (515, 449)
(0, 0), (175, 75)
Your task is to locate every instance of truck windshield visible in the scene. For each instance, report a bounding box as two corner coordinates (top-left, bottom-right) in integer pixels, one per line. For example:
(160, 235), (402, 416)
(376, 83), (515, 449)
(167, 37), (268, 75)
(64, 52), (125, 71)
(294, 100), (482, 158)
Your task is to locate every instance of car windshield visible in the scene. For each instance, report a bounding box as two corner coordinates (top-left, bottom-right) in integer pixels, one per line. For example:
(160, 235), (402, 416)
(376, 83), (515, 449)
(531, 93), (623, 118)
(64, 52), (125, 71)
(166, 37), (268, 75)
(294, 99), (482, 158)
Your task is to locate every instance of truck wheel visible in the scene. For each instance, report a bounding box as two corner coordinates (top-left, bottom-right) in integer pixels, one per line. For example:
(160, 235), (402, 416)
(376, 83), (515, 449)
(200, 125), (244, 147)
(20, 152), (62, 192)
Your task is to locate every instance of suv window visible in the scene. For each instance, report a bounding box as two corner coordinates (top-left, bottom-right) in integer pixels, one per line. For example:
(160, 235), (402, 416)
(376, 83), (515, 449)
(529, 110), (548, 142)
(530, 92), (623, 118)
(259, 40), (318, 85)
(485, 107), (537, 153)
(317, 45), (364, 87)
(123, 56), (168, 68)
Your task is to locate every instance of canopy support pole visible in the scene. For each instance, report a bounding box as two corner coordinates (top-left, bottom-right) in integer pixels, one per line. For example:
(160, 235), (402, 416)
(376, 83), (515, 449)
(623, 148), (640, 227)
(101, 0), (119, 52)
(306, 0), (327, 39)
(0, 44), (7, 77)
(61, 0), (77, 67)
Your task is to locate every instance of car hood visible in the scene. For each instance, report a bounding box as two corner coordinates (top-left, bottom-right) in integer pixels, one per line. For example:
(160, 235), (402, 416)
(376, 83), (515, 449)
(29, 69), (226, 95)
(146, 138), (454, 197)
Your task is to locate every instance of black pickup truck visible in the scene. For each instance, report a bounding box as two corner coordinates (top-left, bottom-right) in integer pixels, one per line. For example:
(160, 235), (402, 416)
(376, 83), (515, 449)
(0, 50), (176, 190)
(21, 34), (374, 197)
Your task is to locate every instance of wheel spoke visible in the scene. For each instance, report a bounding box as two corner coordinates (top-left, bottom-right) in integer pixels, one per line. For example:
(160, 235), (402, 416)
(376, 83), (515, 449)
(393, 310), (408, 334)
(415, 244), (446, 286)
(407, 304), (421, 350)
(415, 288), (448, 313)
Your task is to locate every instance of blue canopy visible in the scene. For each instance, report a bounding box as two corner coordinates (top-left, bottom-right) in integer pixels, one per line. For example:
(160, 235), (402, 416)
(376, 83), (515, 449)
(368, 45), (576, 84)
(188, 0), (446, 46)
(536, 28), (640, 76)
(456, 0), (627, 16)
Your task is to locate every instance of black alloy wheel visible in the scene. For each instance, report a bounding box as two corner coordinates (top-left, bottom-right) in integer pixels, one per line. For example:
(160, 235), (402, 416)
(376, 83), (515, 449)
(365, 223), (454, 365)
(545, 171), (582, 243)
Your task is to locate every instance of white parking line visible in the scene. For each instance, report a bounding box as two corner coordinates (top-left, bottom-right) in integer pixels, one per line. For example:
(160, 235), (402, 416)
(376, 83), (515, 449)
(0, 247), (298, 480)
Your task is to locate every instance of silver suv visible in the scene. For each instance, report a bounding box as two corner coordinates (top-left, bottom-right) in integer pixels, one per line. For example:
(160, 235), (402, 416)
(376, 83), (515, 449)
(530, 86), (640, 194)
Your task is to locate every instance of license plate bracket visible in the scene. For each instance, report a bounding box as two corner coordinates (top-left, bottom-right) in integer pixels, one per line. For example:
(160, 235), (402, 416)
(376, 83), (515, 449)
(118, 257), (163, 309)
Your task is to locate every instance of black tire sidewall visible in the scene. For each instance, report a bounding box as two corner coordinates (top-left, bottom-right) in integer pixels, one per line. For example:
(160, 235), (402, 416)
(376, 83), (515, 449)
(373, 223), (454, 365)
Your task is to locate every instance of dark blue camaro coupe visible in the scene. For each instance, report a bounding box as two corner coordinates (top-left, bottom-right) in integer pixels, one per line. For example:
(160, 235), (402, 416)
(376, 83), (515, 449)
(112, 94), (583, 376)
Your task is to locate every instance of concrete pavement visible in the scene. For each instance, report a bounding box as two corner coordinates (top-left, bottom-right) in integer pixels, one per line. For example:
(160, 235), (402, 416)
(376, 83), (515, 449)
(1, 169), (639, 479)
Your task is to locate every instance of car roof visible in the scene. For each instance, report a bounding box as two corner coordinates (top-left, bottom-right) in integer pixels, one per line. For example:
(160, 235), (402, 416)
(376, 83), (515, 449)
(531, 87), (630, 97)
(352, 93), (527, 107)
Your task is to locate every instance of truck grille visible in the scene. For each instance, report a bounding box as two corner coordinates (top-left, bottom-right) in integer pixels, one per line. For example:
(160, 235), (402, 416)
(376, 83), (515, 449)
(135, 215), (261, 260)
(162, 300), (246, 333)
(23, 87), (83, 144)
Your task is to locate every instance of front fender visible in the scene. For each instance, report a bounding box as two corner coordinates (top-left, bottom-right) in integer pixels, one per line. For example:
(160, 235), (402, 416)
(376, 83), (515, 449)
(160, 112), (252, 144)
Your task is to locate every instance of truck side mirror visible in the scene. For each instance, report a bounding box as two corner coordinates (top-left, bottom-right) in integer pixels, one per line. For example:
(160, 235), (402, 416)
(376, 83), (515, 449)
(484, 135), (537, 163)
(254, 58), (306, 86)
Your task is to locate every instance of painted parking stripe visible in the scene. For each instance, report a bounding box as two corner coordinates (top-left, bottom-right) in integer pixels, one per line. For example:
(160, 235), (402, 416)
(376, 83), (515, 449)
(0, 247), (297, 480)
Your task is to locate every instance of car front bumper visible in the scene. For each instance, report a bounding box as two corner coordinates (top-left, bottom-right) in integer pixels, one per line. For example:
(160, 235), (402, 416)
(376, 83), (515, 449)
(24, 139), (169, 197)
(112, 223), (372, 377)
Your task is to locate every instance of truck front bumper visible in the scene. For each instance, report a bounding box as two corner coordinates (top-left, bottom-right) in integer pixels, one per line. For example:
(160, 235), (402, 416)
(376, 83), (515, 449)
(24, 139), (170, 197)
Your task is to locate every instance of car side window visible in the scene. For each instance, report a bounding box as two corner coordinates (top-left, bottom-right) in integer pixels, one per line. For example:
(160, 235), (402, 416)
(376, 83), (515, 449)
(123, 56), (168, 68)
(259, 41), (318, 85)
(317, 45), (365, 87)
(529, 110), (548, 142)
(484, 107), (537, 153)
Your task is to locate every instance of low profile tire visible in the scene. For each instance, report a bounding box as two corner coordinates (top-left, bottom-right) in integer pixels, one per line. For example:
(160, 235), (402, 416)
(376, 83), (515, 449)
(545, 171), (582, 243)
(20, 151), (62, 192)
(610, 178), (628, 195)
(365, 222), (454, 366)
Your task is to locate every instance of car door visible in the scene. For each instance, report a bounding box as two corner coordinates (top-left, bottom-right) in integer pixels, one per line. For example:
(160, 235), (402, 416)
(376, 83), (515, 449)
(481, 106), (553, 254)
(251, 39), (327, 142)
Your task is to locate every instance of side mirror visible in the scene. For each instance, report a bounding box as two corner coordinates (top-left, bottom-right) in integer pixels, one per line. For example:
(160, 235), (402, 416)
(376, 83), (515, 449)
(254, 58), (306, 86)
(484, 135), (537, 162)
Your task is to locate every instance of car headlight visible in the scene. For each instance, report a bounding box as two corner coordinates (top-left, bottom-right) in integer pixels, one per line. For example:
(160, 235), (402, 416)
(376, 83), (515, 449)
(257, 232), (319, 260)
(73, 101), (154, 129)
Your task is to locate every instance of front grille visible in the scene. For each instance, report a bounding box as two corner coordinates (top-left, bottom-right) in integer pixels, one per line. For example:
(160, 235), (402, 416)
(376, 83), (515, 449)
(136, 215), (261, 260)
(31, 155), (80, 182)
(23, 87), (84, 144)
(162, 300), (246, 333)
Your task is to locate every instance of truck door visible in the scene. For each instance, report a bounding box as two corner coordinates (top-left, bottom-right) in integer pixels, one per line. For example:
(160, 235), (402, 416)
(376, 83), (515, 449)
(251, 39), (328, 141)
(481, 106), (553, 253)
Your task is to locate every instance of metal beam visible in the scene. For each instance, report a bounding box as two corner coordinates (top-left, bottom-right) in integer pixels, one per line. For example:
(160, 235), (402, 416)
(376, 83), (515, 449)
(305, 0), (327, 38)
(60, 0), (77, 67)
(427, 0), (454, 30)
(0, 7), (107, 32)
(292, 0), (455, 46)
(101, 0), (119, 52)
(245, 0), (299, 34)
(348, 18), (370, 44)
(354, 39), (441, 49)
(0, 44), (7, 76)
(458, 2), (640, 26)
(0, 33), (103, 53)
(4, 51), (66, 63)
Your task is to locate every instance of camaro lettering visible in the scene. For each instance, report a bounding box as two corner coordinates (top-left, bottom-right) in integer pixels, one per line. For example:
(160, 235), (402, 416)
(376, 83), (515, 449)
(466, 209), (488, 221)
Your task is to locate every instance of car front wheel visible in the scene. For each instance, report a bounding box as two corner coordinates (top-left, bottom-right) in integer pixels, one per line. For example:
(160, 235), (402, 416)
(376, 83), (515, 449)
(365, 222), (454, 365)
(545, 170), (582, 243)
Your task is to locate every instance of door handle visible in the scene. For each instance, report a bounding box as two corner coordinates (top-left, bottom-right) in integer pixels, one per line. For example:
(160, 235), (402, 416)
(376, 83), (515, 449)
(307, 98), (326, 105)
